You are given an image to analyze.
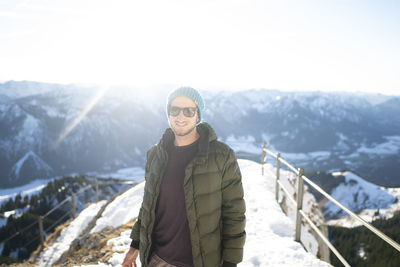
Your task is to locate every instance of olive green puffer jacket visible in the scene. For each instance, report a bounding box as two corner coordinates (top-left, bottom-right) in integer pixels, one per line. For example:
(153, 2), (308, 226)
(130, 122), (246, 267)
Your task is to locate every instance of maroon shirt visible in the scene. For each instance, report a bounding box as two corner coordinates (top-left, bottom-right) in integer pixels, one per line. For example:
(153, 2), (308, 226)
(152, 140), (199, 267)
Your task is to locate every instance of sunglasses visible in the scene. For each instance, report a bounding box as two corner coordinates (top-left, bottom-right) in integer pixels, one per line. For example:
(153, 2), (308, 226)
(168, 106), (197, 117)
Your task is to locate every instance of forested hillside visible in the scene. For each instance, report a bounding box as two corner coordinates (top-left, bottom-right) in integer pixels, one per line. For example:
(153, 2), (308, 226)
(329, 211), (400, 267)
(0, 176), (130, 263)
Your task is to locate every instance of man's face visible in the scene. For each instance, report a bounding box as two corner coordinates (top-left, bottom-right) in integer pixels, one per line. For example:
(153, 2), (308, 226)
(168, 96), (199, 137)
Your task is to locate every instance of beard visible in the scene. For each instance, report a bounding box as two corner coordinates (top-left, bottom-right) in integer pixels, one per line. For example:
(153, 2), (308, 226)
(171, 123), (197, 137)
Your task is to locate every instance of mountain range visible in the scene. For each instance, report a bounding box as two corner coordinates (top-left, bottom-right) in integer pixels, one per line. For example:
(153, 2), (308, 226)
(0, 80), (399, 188)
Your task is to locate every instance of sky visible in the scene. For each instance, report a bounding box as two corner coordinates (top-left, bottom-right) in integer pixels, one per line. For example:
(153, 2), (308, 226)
(1, 0), (400, 95)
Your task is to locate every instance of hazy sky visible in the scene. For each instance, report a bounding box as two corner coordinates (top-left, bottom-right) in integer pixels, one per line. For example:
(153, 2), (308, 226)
(1, 0), (399, 95)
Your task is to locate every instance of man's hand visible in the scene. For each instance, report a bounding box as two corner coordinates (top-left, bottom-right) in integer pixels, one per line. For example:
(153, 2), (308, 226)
(122, 247), (139, 267)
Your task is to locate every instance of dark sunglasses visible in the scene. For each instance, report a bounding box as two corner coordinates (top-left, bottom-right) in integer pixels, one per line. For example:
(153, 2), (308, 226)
(168, 106), (197, 117)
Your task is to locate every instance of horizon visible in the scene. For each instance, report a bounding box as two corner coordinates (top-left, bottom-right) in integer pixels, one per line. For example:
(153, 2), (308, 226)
(1, 79), (399, 97)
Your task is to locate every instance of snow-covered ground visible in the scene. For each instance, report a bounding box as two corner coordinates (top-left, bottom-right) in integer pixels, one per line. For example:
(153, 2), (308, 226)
(239, 160), (328, 266)
(38, 200), (107, 267)
(348, 135), (400, 157)
(90, 182), (144, 233)
(0, 206), (30, 228)
(325, 171), (395, 217)
(38, 160), (330, 266)
(225, 135), (261, 154)
(0, 178), (53, 206)
(280, 151), (332, 165)
(86, 167), (145, 182)
(326, 171), (400, 227)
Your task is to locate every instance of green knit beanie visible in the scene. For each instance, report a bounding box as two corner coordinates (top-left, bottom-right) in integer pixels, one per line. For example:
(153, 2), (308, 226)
(166, 87), (205, 122)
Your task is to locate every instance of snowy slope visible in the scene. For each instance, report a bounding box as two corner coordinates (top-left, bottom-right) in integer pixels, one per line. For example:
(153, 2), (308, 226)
(325, 171), (396, 217)
(90, 182), (145, 233)
(10, 151), (53, 180)
(43, 160), (329, 266)
(0, 179), (52, 206)
(325, 171), (399, 227)
(38, 200), (106, 267)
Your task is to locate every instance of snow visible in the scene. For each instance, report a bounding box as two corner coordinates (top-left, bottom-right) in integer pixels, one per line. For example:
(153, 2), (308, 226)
(239, 160), (327, 266)
(225, 135), (261, 154)
(0, 217), (7, 228)
(45, 105), (63, 117)
(90, 182), (145, 233)
(1, 206), (30, 223)
(279, 151), (331, 165)
(358, 244), (366, 260)
(9, 249), (19, 259)
(105, 230), (134, 266)
(88, 167), (145, 182)
(324, 171), (396, 222)
(10, 151), (53, 180)
(71, 160), (329, 267)
(264, 165), (324, 257)
(0, 178), (51, 206)
(327, 185), (400, 228)
(0, 103), (8, 115)
(334, 133), (350, 151)
(15, 114), (41, 149)
(38, 200), (106, 267)
(349, 135), (400, 157)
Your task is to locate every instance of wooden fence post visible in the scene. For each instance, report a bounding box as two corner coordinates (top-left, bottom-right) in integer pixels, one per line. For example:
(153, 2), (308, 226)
(261, 142), (267, 175)
(71, 193), (76, 219)
(295, 168), (305, 242)
(275, 153), (281, 202)
(38, 216), (44, 246)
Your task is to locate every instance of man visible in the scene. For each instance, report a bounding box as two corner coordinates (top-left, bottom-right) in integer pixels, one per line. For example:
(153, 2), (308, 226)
(122, 87), (246, 267)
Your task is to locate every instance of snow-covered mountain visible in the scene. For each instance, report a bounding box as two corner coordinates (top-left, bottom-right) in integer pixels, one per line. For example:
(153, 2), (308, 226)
(323, 171), (400, 227)
(1, 81), (399, 188)
(0, 81), (168, 188)
(34, 160), (330, 267)
(205, 90), (400, 186)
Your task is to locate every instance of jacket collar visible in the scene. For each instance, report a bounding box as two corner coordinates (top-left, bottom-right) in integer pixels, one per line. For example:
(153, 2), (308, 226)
(158, 122), (217, 165)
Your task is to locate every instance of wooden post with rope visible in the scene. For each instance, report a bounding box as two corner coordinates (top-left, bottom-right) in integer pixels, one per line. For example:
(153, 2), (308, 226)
(261, 142), (267, 175)
(295, 168), (305, 242)
(71, 193), (76, 218)
(275, 153), (281, 202)
(38, 216), (44, 246)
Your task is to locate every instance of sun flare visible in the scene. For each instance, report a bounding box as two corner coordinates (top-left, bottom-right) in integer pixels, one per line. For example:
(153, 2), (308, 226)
(55, 86), (111, 146)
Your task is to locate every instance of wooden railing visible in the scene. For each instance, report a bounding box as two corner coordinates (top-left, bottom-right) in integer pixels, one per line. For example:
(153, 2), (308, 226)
(0, 178), (136, 249)
(238, 142), (400, 267)
(3, 143), (400, 266)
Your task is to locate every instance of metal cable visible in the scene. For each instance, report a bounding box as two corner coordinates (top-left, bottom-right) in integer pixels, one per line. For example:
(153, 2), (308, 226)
(265, 147), (400, 257)
(0, 219), (38, 243)
(44, 210), (72, 233)
(302, 174), (400, 253)
(24, 234), (41, 248)
(0, 179), (137, 246)
(299, 210), (351, 267)
(43, 197), (72, 218)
